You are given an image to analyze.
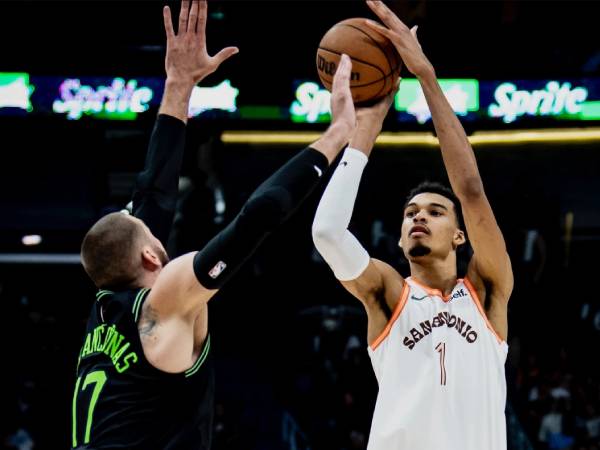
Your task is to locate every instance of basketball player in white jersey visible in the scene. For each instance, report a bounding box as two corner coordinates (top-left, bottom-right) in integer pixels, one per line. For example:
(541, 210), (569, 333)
(312, 2), (513, 449)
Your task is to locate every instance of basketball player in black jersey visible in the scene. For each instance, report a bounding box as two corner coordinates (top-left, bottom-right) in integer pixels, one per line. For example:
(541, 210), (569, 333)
(72, 1), (357, 449)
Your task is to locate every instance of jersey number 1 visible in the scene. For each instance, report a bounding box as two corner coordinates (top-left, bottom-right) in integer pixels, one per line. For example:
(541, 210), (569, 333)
(72, 370), (107, 447)
(435, 342), (447, 386)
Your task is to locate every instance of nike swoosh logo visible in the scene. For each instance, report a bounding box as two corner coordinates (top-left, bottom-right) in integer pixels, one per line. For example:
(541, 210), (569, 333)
(411, 294), (428, 301)
(313, 165), (323, 177)
(340, 161), (348, 167)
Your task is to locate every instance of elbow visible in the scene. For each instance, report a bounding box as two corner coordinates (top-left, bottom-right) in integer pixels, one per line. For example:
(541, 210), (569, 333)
(312, 221), (343, 251)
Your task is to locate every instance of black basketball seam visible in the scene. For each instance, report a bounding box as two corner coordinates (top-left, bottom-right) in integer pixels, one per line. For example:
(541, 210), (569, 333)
(318, 46), (386, 78)
(318, 46), (386, 87)
(343, 23), (395, 77)
(320, 74), (389, 89)
(368, 70), (399, 101)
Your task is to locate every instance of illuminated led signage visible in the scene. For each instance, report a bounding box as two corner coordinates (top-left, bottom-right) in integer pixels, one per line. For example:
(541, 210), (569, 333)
(290, 79), (479, 124)
(395, 79), (479, 124)
(488, 81), (589, 123)
(52, 78), (154, 120)
(0, 72), (34, 111)
(188, 79), (239, 117)
(290, 81), (332, 123)
(2, 71), (600, 127)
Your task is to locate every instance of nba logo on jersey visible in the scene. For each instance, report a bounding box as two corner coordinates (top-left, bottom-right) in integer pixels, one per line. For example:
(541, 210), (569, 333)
(208, 261), (227, 279)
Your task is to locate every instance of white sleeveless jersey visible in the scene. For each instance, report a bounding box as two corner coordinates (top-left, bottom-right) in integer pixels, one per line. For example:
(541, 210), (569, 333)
(367, 277), (508, 450)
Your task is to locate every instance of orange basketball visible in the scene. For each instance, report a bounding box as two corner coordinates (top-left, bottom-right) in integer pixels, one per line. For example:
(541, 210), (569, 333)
(316, 18), (402, 104)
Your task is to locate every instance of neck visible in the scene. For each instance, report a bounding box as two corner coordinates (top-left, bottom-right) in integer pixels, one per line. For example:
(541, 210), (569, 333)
(408, 254), (458, 296)
(134, 271), (157, 290)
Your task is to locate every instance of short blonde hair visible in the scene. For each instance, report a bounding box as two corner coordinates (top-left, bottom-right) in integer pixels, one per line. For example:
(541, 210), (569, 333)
(81, 212), (144, 288)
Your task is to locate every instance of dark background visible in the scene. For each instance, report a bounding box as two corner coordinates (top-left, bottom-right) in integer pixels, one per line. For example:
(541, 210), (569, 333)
(1, 1), (600, 449)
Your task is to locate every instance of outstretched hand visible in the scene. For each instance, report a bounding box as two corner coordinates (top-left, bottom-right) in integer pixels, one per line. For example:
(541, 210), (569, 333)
(365, 0), (433, 79)
(330, 54), (357, 138)
(163, 0), (238, 85)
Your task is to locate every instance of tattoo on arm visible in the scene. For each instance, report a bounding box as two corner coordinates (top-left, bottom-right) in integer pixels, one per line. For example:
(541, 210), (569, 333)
(139, 303), (159, 337)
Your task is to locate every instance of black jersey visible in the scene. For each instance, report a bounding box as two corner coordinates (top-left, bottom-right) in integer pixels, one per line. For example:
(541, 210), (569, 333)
(71, 288), (214, 450)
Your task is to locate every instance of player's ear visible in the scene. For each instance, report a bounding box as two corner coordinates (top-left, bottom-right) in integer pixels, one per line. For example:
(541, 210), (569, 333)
(452, 229), (465, 249)
(141, 245), (161, 271)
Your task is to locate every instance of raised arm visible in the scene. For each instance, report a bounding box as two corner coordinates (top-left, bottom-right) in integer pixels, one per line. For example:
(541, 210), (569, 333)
(365, 1), (513, 318)
(136, 0), (240, 372)
(142, 51), (356, 373)
(312, 82), (403, 344)
(132, 0), (238, 247)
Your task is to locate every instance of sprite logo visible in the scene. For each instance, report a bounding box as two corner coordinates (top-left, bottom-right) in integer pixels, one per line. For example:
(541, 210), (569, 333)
(290, 81), (331, 123)
(488, 81), (589, 123)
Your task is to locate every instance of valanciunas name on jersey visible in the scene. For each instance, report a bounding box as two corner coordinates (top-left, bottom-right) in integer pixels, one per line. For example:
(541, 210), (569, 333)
(78, 324), (138, 373)
(403, 311), (478, 350)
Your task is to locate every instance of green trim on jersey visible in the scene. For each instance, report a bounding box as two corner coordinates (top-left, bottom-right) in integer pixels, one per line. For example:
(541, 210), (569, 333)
(96, 290), (113, 302)
(132, 288), (151, 322)
(185, 335), (211, 378)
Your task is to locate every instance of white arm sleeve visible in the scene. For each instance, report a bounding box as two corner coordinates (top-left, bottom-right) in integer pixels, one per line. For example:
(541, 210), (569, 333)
(312, 147), (371, 281)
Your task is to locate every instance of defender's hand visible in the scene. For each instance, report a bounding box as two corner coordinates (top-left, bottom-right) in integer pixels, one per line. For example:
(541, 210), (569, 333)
(163, 0), (239, 86)
(329, 54), (357, 138)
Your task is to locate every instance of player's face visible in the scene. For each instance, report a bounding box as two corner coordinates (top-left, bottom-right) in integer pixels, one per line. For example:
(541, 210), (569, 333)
(399, 193), (462, 260)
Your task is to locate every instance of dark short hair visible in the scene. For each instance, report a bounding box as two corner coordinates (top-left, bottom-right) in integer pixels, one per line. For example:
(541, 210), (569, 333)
(81, 212), (143, 289)
(404, 181), (464, 230)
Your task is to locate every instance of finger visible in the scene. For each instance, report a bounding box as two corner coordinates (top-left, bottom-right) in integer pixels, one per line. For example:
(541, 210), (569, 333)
(163, 6), (175, 39)
(212, 46), (239, 68)
(389, 77), (401, 96)
(364, 19), (394, 40)
(197, 0), (207, 35)
(188, 0), (199, 33)
(366, 0), (407, 31)
(178, 0), (190, 34)
(332, 54), (351, 93)
(390, 78), (401, 99)
(410, 25), (423, 49)
(383, 78), (399, 101)
(378, 77), (401, 109)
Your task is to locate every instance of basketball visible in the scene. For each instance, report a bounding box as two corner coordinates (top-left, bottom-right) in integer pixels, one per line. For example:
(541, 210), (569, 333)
(316, 18), (402, 104)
